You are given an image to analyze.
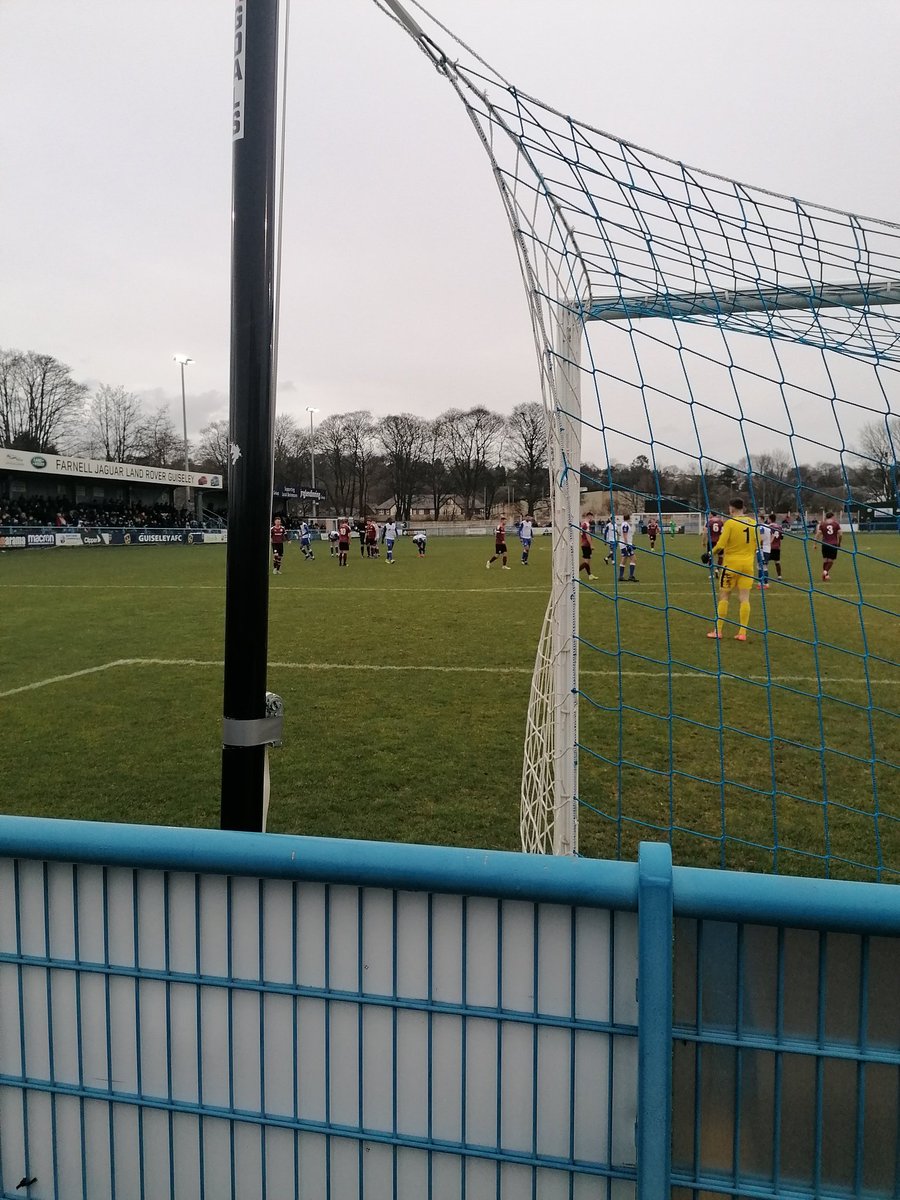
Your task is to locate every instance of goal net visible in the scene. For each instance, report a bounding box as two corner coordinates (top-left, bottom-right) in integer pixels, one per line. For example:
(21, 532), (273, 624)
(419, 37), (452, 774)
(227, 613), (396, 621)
(380, 1), (900, 879)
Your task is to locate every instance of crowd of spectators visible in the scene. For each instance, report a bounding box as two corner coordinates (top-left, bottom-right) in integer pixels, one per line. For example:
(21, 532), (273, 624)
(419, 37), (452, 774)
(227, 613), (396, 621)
(0, 495), (222, 530)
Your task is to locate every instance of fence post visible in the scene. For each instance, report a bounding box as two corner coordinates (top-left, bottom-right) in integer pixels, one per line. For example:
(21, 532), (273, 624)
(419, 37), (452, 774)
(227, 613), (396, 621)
(637, 841), (673, 1199)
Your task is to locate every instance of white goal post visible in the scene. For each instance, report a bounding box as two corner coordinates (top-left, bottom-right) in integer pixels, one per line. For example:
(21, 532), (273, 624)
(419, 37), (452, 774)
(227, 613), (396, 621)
(521, 309), (582, 855)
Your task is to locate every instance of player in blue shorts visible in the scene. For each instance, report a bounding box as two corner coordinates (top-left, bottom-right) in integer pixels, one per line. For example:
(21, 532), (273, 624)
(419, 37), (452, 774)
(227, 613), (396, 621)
(618, 514), (638, 582)
(603, 516), (617, 564)
(519, 515), (534, 565)
(384, 519), (398, 564)
(299, 520), (314, 560)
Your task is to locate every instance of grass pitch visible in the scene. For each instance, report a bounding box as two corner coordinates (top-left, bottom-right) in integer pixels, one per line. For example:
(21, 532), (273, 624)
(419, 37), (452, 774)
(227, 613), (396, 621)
(1, 531), (898, 879)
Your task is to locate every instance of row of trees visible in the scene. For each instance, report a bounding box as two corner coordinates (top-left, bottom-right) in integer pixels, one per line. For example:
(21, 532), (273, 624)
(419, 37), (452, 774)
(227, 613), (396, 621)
(1, 350), (88, 453)
(587, 443), (899, 517)
(1, 348), (183, 466)
(3, 346), (896, 518)
(197, 404), (549, 521)
(0, 347), (549, 520)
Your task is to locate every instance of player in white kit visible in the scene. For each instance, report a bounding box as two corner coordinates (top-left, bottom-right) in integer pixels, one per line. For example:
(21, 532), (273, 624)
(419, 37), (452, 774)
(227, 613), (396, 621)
(384, 520), (398, 563)
(603, 517), (617, 565)
(299, 520), (314, 560)
(519, 516), (534, 565)
(618, 514), (638, 583)
(757, 516), (771, 588)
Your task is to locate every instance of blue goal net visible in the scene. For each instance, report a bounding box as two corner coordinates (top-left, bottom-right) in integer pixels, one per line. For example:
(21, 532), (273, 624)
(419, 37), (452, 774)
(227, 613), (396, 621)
(380, 1), (900, 879)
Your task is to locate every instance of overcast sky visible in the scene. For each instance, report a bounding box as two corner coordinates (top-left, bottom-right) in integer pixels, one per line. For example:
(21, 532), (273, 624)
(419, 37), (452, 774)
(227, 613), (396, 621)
(4, 0), (899, 462)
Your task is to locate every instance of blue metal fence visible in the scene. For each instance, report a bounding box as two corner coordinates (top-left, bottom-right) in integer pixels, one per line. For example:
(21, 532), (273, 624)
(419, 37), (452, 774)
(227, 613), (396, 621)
(0, 817), (898, 1199)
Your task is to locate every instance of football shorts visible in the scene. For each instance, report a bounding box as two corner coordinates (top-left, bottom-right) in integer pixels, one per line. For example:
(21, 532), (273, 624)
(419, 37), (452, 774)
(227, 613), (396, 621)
(719, 560), (754, 589)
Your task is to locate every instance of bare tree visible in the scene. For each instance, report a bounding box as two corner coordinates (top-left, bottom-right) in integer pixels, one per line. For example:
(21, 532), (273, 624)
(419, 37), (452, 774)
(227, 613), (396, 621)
(483, 461), (506, 519)
(857, 418), (900, 503)
(792, 461), (847, 515)
(196, 419), (231, 476)
(81, 384), (145, 462)
(741, 453), (796, 513)
(344, 411), (376, 515)
(136, 405), (182, 467)
(506, 402), (549, 513)
(377, 413), (427, 522)
(0, 349), (87, 451)
(273, 413), (308, 493)
(317, 413), (357, 513)
(0, 350), (24, 447)
(442, 406), (505, 518)
(422, 418), (452, 519)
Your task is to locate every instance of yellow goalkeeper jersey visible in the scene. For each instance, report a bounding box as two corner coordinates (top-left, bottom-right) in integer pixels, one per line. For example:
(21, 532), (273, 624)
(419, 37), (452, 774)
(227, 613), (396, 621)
(716, 514), (759, 567)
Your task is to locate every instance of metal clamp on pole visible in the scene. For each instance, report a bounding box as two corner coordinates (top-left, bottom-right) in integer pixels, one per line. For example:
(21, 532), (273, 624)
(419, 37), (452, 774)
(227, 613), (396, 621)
(222, 693), (284, 748)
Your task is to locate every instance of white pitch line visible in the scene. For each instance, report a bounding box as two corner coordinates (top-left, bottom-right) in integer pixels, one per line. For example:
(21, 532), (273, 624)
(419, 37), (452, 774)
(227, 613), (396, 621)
(0, 659), (152, 698)
(2, 582), (898, 601)
(1, 657), (897, 700)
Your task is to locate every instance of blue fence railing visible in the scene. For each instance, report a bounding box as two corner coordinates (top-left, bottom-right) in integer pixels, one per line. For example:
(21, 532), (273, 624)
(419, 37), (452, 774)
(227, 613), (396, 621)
(0, 817), (897, 1199)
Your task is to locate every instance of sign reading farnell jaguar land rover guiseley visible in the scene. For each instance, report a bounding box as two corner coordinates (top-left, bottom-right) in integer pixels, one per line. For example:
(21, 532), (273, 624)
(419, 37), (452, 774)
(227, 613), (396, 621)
(0, 449), (222, 490)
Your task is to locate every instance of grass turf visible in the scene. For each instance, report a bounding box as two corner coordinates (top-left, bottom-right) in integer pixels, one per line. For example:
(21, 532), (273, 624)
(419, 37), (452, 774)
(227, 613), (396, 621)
(1, 531), (898, 879)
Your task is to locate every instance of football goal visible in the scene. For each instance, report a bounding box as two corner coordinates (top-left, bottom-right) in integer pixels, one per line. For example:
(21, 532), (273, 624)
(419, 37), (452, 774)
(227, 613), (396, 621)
(379, 0), (900, 878)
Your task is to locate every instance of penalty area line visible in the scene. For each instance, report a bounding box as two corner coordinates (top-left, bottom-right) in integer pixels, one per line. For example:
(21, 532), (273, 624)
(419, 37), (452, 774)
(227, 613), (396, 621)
(2, 657), (898, 700)
(0, 659), (158, 698)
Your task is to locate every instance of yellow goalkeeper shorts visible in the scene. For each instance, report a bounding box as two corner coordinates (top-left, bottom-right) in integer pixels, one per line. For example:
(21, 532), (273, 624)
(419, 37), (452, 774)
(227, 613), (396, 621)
(719, 559), (755, 589)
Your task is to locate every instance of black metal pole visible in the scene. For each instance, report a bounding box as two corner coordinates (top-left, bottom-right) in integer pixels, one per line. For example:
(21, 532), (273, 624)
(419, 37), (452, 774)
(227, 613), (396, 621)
(221, 0), (280, 831)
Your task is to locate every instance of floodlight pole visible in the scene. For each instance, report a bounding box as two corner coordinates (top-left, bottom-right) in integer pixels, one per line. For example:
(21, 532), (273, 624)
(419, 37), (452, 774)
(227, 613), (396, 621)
(174, 355), (194, 507)
(220, 0), (281, 832)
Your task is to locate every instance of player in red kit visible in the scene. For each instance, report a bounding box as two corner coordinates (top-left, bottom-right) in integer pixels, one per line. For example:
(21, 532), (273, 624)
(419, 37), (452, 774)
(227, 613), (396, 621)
(486, 519), (510, 569)
(579, 519), (597, 580)
(706, 512), (724, 554)
(767, 514), (784, 579)
(337, 518), (351, 568)
(702, 511), (725, 576)
(646, 518), (659, 550)
(270, 517), (286, 575)
(817, 512), (842, 581)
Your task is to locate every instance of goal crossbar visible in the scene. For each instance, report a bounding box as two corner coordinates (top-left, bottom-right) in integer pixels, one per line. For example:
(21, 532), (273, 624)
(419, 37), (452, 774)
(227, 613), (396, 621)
(585, 279), (900, 323)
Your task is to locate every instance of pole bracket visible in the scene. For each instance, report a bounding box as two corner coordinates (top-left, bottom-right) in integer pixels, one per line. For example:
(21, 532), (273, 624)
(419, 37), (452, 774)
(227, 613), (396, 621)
(222, 693), (284, 748)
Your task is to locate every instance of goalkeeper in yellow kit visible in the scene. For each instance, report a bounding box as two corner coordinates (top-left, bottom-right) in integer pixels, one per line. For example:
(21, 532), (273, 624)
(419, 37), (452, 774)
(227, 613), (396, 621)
(706, 498), (759, 642)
